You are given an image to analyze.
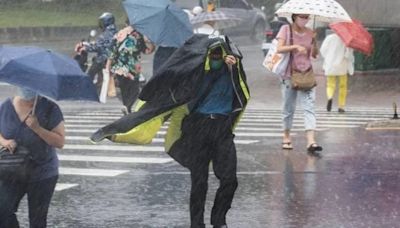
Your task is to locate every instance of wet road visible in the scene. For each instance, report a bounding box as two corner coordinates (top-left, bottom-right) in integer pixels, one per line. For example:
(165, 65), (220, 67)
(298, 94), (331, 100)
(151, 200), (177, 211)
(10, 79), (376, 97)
(1, 38), (399, 227)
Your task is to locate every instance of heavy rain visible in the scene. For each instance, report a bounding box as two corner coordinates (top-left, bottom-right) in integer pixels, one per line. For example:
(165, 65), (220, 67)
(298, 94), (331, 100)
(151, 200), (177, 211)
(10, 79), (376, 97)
(0, 0), (399, 227)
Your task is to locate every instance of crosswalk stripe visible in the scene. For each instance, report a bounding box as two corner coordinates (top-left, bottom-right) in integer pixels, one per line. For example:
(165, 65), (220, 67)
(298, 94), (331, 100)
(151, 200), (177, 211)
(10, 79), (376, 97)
(58, 155), (172, 164)
(59, 168), (129, 177)
(65, 129), (293, 137)
(63, 144), (164, 152)
(55, 183), (79, 192)
(65, 136), (259, 145)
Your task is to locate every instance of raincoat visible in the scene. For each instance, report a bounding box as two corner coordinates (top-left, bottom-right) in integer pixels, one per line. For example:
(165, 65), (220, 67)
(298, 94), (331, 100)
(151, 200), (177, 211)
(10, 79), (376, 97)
(320, 33), (354, 76)
(94, 34), (250, 160)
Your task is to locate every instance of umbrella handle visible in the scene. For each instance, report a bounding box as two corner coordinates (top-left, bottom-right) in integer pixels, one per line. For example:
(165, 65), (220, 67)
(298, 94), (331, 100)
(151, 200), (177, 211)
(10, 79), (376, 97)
(31, 95), (38, 116)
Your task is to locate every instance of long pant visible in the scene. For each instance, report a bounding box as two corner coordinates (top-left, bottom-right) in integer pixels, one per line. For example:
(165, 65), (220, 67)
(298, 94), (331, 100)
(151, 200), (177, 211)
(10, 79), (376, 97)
(116, 75), (140, 113)
(169, 113), (238, 228)
(326, 75), (348, 108)
(0, 176), (58, 228)
(281, 79), (316, 130)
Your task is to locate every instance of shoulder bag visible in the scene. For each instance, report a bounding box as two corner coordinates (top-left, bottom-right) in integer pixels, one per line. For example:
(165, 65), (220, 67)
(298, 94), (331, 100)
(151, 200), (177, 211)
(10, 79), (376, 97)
(289, 28), (317, 91)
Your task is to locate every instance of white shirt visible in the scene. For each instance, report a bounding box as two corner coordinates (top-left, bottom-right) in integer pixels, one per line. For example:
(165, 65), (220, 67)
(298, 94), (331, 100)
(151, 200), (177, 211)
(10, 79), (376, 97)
(320, 34), (355, 76)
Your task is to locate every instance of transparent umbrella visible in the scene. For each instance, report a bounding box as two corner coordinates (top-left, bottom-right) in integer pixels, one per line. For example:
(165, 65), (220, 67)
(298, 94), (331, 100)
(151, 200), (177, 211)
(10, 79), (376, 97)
(190, 10), (242, 30)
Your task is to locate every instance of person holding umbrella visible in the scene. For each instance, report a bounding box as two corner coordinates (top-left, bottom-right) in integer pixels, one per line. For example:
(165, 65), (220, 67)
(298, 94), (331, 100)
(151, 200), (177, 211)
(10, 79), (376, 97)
(274, 0), (352, 154)
(320, 31), (354, 113)
(275, 14), (322, 154)
(0, 87), (65, 228)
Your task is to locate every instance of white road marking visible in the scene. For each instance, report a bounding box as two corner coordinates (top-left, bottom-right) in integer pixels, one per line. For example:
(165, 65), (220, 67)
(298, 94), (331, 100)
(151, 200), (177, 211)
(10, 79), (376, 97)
(59, 167), (129, 177)
(63, 144), (164, 152)
(55, 183), (79, 192)
(58, 155), (172, 164)
(65, 136), (259, 145)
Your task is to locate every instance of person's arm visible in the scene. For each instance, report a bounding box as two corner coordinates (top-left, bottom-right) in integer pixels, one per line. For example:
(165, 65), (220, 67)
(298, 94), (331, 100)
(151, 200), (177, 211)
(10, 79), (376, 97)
(0, 133), (17, 153)
(276, 25), (307, 55)
(277, 38), (306, 54)
(25, 116), (65, 149)
(143, 36), (155, 54)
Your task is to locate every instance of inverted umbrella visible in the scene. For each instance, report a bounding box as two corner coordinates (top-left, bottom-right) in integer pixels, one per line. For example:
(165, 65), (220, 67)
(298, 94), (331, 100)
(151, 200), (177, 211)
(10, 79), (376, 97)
(123, 0), (193, 48)
(190, 10), (242, 30)
(329, 20), (374, 55)
(0, 45), (99, 102)
(276, 0), (352, 23)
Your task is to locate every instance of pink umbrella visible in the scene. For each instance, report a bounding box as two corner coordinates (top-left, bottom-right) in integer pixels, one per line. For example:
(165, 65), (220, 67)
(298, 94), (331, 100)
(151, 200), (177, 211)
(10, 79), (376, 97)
(329, 20), (374, 56)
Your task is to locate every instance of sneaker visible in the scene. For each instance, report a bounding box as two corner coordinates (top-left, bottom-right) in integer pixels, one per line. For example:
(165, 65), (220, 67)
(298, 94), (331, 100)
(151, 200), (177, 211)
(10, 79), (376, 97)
(121, 106), (129, 116)
(90, 129), (107, 143)
(326, 99), (332, 112)
(338, 108), (345, 113)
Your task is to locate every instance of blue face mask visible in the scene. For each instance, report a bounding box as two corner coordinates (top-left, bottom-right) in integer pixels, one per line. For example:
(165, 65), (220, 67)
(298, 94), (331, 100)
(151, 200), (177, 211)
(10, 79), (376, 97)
(210, 59), (224, 71)
(18, 88), (37, 101)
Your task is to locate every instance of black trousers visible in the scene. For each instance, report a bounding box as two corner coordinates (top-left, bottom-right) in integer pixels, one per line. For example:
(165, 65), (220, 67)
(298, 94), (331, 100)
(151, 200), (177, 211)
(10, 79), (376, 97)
(0, 176), (58, 228)
(170, 113), (238, 228)
(116, 75), (140, 113)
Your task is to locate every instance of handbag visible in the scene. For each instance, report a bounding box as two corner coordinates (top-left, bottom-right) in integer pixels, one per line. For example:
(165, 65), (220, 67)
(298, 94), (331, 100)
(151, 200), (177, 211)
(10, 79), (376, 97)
(0, 107), (34, 180)
(262, 26), (292, 77)
(289, 27), (317, 91)
(0, 145), (31, 180)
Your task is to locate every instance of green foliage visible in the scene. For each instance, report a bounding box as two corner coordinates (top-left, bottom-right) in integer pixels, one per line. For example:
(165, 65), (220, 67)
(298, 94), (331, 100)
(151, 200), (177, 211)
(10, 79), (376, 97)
(0, 0), (126, 27)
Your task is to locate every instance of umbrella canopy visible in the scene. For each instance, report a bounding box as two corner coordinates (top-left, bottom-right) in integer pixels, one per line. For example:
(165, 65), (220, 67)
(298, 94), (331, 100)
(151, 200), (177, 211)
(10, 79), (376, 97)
(0, 46), (99, 101)
(330, 20), (374, 55)
(123, 0), (193, 48)
(190, 10), (242, 30)
(276, 0), (352, 23)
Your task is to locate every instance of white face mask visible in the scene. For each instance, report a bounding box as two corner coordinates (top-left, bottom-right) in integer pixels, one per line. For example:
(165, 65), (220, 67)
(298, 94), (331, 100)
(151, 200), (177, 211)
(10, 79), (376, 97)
(295, 17), (310, 28)
(18, 88), (37, 101)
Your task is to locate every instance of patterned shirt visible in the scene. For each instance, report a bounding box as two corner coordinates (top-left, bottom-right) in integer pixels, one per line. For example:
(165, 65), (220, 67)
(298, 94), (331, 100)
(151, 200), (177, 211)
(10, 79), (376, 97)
(109, 30), (147, 78)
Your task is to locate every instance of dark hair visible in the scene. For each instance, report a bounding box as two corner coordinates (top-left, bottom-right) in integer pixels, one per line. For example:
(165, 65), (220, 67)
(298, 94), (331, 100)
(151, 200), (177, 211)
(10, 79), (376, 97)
(291, 14), (298, 23)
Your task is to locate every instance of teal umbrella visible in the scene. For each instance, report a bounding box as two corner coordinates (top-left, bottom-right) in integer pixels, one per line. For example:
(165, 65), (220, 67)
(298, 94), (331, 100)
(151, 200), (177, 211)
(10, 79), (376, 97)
(123, 0), (193, 47)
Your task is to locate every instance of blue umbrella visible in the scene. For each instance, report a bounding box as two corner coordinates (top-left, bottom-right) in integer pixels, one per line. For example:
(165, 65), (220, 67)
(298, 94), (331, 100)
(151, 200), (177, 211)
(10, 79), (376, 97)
(123, 0), (193, 48)
(0, 45), (99, 102)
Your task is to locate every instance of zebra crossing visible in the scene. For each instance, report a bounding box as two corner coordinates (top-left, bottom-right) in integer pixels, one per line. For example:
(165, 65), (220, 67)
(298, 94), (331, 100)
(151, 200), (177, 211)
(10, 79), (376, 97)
(55, 107), (393, 192)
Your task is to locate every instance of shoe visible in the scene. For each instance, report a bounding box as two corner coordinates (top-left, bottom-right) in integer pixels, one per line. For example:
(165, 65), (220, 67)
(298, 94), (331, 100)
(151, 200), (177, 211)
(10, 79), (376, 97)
(307, 150), (322, 158)
(282, 142), (293, 150)
(326, 99), (332, 112)
(90, 129), (108, 143)
(338, 108), (345, 113)
(121, 106), (129, 116)
(213, 225), (228, 228)
(307, 143), (323, 152)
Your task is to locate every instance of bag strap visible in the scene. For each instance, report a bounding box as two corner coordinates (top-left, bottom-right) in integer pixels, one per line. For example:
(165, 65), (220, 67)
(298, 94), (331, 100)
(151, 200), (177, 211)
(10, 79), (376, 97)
(288, 25), (294, 74)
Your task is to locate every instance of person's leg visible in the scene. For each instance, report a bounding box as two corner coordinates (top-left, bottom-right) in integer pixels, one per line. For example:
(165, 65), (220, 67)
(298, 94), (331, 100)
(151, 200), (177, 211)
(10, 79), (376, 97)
(338, 74), (348, 110)
(326, 75), (336, 112)
(0, 179), (27, 228)
(169, 114), (211, 228)
(281, 80), (297, 144)
(210, 122), (238, 226)
(299, 88), (322, 153)
(27, 176), (58, 228)
(190, 161), (210, 228)
(124, 78), (140, 113)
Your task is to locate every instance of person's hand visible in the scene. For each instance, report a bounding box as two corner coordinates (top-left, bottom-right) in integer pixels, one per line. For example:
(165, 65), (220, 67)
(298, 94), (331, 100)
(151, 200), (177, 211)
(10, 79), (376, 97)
(2, 139), (17, 154)
(25, 115), (41, 132)
(295, 45), (307, 55)
(224, 55), (237, 65)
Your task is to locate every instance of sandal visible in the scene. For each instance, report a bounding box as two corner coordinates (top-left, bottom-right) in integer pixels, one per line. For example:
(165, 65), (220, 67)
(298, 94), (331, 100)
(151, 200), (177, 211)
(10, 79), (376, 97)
(307, 143), (323, 153)
(282, 142), (293, 150)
